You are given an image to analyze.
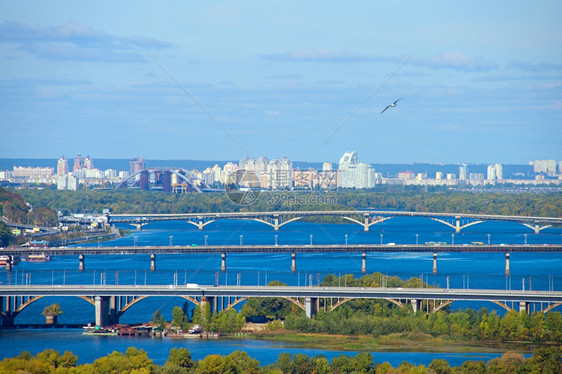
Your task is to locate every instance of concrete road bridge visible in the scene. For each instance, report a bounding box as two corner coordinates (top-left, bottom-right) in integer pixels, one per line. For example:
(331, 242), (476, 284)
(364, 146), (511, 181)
(107, 210), (562, 233)
(1, 284), (561, 327)
(4, 244), (562, 275)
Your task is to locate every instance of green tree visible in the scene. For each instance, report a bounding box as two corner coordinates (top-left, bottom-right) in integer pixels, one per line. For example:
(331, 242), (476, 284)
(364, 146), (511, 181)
(277, 352), (293, 374)
(152, 309), (165, 329)
(163, 347), (194, 372)
(428, 358), (451, 374)
(172, 306), (189, 331)
(0, 221), (12, 247)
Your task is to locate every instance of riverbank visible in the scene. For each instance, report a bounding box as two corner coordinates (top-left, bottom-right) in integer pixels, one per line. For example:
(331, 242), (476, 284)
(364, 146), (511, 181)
(252, 329), (545, 355)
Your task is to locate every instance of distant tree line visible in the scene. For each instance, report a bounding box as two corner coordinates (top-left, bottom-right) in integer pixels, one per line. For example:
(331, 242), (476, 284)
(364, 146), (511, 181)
(0, 187), (58, 226)
(0, 346), (559, 373)
(13, 187), (562, 217)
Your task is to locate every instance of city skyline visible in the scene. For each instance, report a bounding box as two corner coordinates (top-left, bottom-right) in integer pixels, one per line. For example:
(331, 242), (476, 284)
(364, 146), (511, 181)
(1, 2), (561, 163)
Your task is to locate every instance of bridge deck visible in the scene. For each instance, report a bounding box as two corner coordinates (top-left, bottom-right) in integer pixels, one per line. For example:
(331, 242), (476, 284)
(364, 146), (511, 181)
(1, 285), (561, 303)
(108, 209), (562, 224)
(3, 244), (562, 256)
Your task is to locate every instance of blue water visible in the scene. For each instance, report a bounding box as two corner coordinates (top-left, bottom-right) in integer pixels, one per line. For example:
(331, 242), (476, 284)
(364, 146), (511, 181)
(1, 218), (560, 365)
(0, 329), (510, 367)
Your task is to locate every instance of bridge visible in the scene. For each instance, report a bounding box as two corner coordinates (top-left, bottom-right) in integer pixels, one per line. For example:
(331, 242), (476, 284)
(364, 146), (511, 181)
(4, 244), (562, 275)
(0, 217), (58, 235)
(114, 167), (214, 193)
(107, 210), (562, 233)
(1, 284), (561, 327)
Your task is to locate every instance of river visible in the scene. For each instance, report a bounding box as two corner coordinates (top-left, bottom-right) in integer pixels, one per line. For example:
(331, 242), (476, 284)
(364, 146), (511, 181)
(1, 218), (560, 366)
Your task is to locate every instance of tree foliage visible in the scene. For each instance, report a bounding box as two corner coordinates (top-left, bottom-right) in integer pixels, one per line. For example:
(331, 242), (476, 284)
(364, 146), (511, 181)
(0, 346), (559, 373)
(13, 187), (562, 218)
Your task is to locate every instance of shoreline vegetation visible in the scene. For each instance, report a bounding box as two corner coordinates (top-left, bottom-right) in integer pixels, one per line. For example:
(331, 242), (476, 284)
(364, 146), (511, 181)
(0, 345), (559, 373)
(249, 329), (559, 355)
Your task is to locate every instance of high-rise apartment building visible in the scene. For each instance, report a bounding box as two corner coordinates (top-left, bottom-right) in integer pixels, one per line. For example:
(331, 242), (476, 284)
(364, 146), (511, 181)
(57, 156), (68, 175)
(129, 157), (145, 175)
(73, 154), (84, 171)
(459, 164), (468, 180)
(495, 163), (503, 180)
(337, 151), (375, 188)
(487, 165), (496, 180)
(84, 156), (94, 170)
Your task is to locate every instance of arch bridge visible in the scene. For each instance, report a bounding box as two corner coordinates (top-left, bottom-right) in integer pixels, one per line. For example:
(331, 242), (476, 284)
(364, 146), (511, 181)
(115, 167), (214, 193)
(108, 210), (562, 233)
(1, 285), (561, 327)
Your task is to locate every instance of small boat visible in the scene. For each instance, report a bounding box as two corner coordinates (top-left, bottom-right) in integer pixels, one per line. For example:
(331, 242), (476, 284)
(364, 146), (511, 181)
(24, 253), (51, 262)
(0, 255), (20, 266)
(188, 324), (203, 334)
(83, 325), (117, 336)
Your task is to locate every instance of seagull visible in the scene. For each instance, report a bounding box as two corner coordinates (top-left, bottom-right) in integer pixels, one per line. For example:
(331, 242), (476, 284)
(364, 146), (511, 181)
(380, 98), (404, 114)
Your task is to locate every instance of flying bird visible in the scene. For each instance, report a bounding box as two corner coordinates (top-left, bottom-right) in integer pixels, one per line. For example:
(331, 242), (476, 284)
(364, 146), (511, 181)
(380, 98), (404, 114)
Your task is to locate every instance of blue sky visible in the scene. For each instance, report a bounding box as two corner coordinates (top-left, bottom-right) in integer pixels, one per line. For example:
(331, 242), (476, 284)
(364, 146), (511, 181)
(1, 1), (561, 164)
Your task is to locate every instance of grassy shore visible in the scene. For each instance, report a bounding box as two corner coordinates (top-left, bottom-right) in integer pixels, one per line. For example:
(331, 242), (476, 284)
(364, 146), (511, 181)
(250, 330), (542, 354)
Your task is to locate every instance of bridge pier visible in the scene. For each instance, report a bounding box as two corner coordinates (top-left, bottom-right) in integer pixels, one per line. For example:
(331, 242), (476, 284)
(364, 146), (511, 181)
(455, 217), (461, 233)
(221, 253), (226, 272)
(134, 224), (142, 230)
(291, 252), (296, 273)
(95, 296), (110, 327)
(519, 301), (529, 314)
(273, 218), (279, 231)
(4, 256), (12, 271)
(361, 252), (367, 273)
(410, 299), (422, 314)
(505, 252), (510, 276)
(109, 296), (119, 325)
(0, 296), (15, 327)
(150, 254), (156, 272)
(363, 215), (370, 232)
(200, 296), (214, 327)
(433, 252), (437, 274)
(305, 297), (318, 318)
(79, 254), (85, 271)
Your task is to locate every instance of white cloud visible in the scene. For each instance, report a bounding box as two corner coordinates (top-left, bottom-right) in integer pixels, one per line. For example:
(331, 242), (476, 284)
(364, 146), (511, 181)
(0, 21), (171, 62)
(414, 51), (497, 72)
(261, 49), (399, 63)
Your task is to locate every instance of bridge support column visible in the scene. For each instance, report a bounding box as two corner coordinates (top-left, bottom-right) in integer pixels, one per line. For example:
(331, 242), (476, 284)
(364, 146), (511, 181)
(410, 299), (421, 314)
(108, 296), (119, 325)
(432, 252), (438, 274)
(305, 297), (318, 319)
(519, 301), (529, 314)
(363, 216), (370, 232)
(505, 252), (510, 276)
(134, 224), (142, 230)
(0, 296), (15, 327)
(198, 220), (204, 230)
(455, 217), (461, 233)
(200, 297), (214, 327)
(533, 225), (539, 234)
(221, 253), (226, 272)
(4, 256), (12, 271)
(273, 218), (279, 231)
(150, 254), (156, 272)
(79, 254), (85, 272)
(361, 252), (367, 273)
(291, 252), (296, 273)
(95, 296), (110, 327)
